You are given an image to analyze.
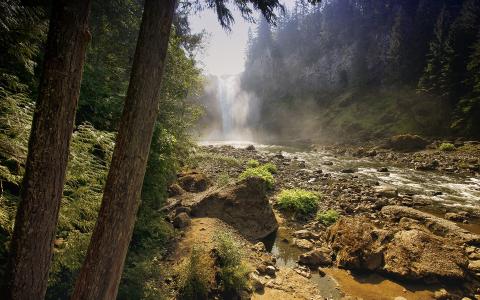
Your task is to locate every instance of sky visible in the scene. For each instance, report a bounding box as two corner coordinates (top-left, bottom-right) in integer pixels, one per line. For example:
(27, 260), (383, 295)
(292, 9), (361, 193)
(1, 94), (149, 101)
(189, 1), (295, 76)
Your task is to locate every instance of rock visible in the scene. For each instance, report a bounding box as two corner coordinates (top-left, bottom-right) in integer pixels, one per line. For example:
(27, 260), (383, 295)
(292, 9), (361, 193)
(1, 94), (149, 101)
(167, 183), (185, 197)
(374, 185), (398, 198)
(246, 144), (256, 151)
(327, 217), (387, 271)
(252, 242), (267, 252)
(377, 167), (389, 172)
(445, 212), (465, 222)
(341, 168), (357, 173)
(381, 206), (480, 245)
(190, 177), (278, 240)
(322, 161), (333, 166)
(294, 239), (314, 250)
(468, 260), (480, 272)
(175, 206), (191, 216)
(249, 273), (265, 291)
(394, 297), (407, 300)
(293, 229), (318, 240)
(433, 288), (449, 299)
(294, 266), (311, 278)
(173, 212), (191, 229)
(298, 248), (332, 267)
(383, 229), (468, 281)
(387, 134), (429, 152)
(177, 172), (209, 192)
(317, 268), (326, 277)
(265, 265), (276, 276)
(415, 160), (439, 171)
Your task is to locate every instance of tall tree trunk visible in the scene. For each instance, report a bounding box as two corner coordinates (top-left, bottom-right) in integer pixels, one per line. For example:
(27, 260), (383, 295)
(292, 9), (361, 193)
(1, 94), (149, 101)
(71, 1), (176, 299)
(7, 1), (91, 299)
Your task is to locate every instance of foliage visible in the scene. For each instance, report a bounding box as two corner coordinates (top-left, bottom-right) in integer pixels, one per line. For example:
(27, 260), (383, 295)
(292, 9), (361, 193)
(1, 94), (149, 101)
(277, 189), (319, 216)
(213, 232), (251, 295)
(216, 172), (231, 187)
(261, 162), (277, 174)
(192, 152), (243, 168)
(316, 210), (340, 226)
(177, 246), (214, 300)
(438, 142), (456, 151)
(246, 159), (260, 168)
(239, 165), (275, 189)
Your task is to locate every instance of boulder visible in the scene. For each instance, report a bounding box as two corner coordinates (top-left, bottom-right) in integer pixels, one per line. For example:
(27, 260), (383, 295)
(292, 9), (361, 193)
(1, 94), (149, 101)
(468, 260), (480, 272)
(383, 229), (468, 281)
(298, 248), (332, 267)
(173, 212), (191, 229)
(341, 168), (357, 173)
(177, 172), (209, 192)
(374, 185), (398, 198)
(190, 177), (278, 240)
(327, 217), (388, 271)
(245, 144), (256, 151)
(293, 238), (314, 250)
(381, 206), (480, 245)
(167, 183), (185, 197)
(387, 134), (429, 152)
(377, 167), (389, 172)
(293, 229), (318, 240)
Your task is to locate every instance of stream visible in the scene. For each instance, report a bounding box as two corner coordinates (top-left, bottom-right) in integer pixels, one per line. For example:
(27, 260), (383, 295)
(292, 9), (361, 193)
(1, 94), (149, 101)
(201, 140), (480, 299)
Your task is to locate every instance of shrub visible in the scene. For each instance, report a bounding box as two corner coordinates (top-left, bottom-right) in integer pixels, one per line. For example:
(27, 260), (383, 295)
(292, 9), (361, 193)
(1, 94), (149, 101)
(277, 189), (319, 216)
(178, 246), (214, 300)
(316, 210), (340, 226)
(238, 166), (275, 189)
(246, 159), (259, 168)
(439, 142), (455, 152)
(213, 232), (251, 295)
(216, 172), (231, 187)
(260, 162), (277, 174)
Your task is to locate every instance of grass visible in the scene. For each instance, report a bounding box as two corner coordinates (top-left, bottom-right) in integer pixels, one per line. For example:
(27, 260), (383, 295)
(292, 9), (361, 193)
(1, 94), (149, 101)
(216, 172), (231, 187)
(316, 209), (340, 226)
(177, 246), (214, 300)
(277, 189), (319, 216)
(246, 159), (259, 168)
(238, 165), (275, 189)
(213, 232), (251, 296)
(438, 142), (455, 152)
(191, 152), (243, 168)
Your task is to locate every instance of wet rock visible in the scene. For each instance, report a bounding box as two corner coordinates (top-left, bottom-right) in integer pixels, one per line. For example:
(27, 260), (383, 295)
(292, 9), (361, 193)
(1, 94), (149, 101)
(415, 160), (439, 171)
(294, 238), (314, 250)
(381, 206), (480, 245)
(265, 265), (276, 276)
(190, 177), (278, 240)
(167, 183), (185, 197)
(377, 167), (389, 172)
(322, 161), (333, 166)
(445, 212), (465, 222)
(341, 168), (357, 173)
(433, 289), (449, 300)
(294, 266), (311, 278)
(175, 206), (191, 216)
(387, 134), (429, 152)
(383, 229), (468, 281)
(173, 212), (191, 229)
(246, 144), (256, 151)
(293, 229), (318, 240)
(317, 267), (326, 277)
(298, 247), (332, 267)
(249, 273), (266, 291)
(177, 171), (209, 192)
(252, 242), (267, 252)
(374, 185), (398, 198)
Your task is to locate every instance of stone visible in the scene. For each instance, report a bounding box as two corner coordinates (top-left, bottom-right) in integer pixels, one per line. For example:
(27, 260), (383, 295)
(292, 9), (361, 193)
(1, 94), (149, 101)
(246, 144), (256, 151)
(175, 206), (191, 216)
(433, 288), (449, 299)
(341, 168), (357, 173)
(322, 161), (333, 166)
(374, 185), (398, 198)
(377, 167), (389, 172)
(190, 177), (278, 240)
(293, 229), (318, 240)
(298, 248), (332, 267)
(177, 171), (209, 192)
(249, 273), (265, 292)
(167, 183), (185, 197)
(387, 134), (429, 152)
(445, 212), (465, 222)
(468, 260), (480, 272)
(294, 239), (314, 250)
(252, 242), (267, 252)
(173, 212), (191, 229)
(265, 266), (276, 276)
(383, 229), (468, 281)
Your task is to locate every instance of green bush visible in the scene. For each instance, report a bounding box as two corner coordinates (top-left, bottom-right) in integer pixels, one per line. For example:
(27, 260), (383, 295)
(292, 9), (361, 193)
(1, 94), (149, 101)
(277, 189), (319, 216)
(316, 210), (340, 226)
(178, 246), (214, 300)
(246, 159), (259, 168)
(260, 162), (277, 174)
(213, 232), (251, 295)
(238, 166), (275, 189)
(438, 142), (455, 152)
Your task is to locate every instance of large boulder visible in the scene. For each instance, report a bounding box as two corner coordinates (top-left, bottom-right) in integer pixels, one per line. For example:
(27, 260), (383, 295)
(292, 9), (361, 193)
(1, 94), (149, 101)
(190, 177), (278, 240)
(177, 171), (209, 192)
(383, 229), (468, 281)
(327, 217), (388, 271)
(298, 247), (332, 267)
(386, 134), (429, 152)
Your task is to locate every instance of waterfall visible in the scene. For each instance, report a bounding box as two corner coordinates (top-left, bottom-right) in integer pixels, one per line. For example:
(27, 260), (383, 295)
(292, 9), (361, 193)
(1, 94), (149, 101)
(216, 75), (255, 141)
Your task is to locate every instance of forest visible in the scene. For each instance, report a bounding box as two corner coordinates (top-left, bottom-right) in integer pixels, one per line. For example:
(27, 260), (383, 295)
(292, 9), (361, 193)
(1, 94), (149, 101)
(1, 0), (480, 299)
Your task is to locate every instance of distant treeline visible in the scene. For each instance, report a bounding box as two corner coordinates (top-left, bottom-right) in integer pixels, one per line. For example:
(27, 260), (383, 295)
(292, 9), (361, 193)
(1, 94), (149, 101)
(242, 0), (480, 140)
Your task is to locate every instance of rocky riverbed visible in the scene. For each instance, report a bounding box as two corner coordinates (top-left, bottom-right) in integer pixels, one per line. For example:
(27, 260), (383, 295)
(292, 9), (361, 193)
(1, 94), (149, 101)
(162, 139), (480, 299)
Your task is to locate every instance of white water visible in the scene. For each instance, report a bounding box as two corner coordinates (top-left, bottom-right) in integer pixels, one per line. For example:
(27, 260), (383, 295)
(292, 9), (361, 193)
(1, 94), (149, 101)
(215, 75), (256, 140)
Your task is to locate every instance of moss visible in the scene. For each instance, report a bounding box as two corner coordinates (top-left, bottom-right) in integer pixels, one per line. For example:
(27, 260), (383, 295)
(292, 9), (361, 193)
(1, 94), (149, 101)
(438, 142), (455, 151)
(316, 210), (340, 226)
(177, 246), (214, 300)
(277, 189), (319, 216)
(246, 159), (259, 168)
(238, 166), (275, 189)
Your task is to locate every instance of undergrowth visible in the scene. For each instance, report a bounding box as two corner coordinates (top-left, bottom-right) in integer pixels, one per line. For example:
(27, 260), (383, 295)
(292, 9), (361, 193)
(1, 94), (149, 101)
(277, 189), (319, 217)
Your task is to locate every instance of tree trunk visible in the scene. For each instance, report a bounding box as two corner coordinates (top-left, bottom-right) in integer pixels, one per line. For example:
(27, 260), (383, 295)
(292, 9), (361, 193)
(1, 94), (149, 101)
(71, 1), (176, 299)
(7, 1), (91, 299)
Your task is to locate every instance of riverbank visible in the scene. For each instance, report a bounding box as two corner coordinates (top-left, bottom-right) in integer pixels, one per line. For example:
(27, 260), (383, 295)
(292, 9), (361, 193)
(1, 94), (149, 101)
(161, 140), (480, 299)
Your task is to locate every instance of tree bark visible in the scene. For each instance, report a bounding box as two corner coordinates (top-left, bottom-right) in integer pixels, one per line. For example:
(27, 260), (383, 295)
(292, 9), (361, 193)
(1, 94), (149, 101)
(7, 1), (91, 299)
(71, 1), (176, 299)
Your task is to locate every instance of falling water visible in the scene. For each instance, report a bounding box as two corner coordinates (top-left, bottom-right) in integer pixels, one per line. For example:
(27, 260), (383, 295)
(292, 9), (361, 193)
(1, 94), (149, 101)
(216, 75), (256, 140)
